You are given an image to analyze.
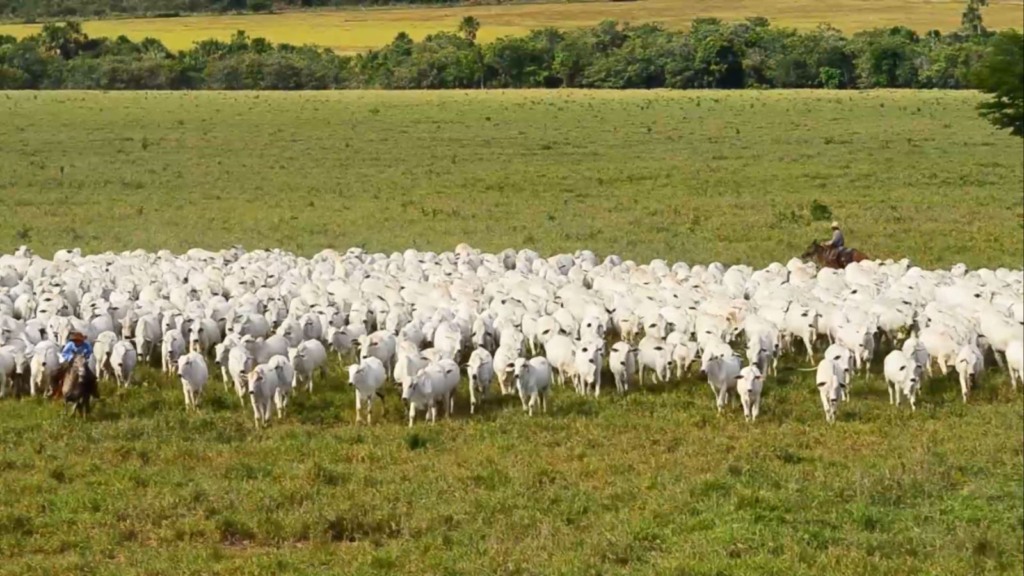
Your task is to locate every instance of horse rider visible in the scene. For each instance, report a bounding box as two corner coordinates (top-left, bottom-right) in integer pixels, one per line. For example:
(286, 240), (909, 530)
(822, 221), (845, 251)
(56, 330), (95, 389)
(61, 330), (94, 365)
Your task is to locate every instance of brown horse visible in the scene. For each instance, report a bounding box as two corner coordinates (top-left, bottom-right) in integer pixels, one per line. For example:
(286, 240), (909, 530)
(58, 354), (99, 417)
(801, 240), (869, 269)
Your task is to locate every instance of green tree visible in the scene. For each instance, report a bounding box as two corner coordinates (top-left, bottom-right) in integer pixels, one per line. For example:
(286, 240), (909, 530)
(456, 17), (484, 87)
(457, 16), (480, 43)
(39, 21), (88, 59)
(973, 29), (1023, 136)
(960, 0), (988, 37)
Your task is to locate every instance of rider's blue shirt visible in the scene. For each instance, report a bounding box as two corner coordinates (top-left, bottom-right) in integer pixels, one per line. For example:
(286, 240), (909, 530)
(60, 341), (93, 363)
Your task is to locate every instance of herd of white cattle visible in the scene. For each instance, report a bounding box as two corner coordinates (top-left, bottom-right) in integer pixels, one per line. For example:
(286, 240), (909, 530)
(0, 244), (1021, 428)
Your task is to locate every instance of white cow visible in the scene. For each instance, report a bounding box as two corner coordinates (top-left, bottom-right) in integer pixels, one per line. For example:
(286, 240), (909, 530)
(513, 356), (552, 416)
(467, 348), (494, 414)
(288, 339), (327, 394)
(133, 314), (161, 364)
(30, 341), (60, 397)
(246, 363), (286, 429)
(955, 343), (984, 403)
(700, 351), (742, 414)
(110, 340), (137, 388)
(161, 329), (186, 374)
(358, 331), (397, 375)
(736, 365), (764, 422)
(492, 340), (521, 396)
(267, 355), (294, 418)
(1007, 339), (1023, 391)
(347, 356), (387, 424)
(901, 334), (930, 378)
(608, 342), (636, 394)
(328, 324), (366, 361)
(228, 346), (256, 405)
(92, 331), (118, 381)
(883, 350), (921, 410)
(815, 358), (849, 424)
(637, 336), (674, 387)
(177, 351), (208, 411)
(543, 334), (576, 387)
(573, 341), (603, 397)
(401, 361), (458, 427)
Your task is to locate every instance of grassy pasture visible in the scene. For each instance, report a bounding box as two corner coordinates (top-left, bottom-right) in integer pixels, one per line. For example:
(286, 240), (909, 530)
(0, 90), (1022, 574)
(0, 0), (1023, 53)
(0, 359), (1021, 575)
(0, 90), (1021, 268)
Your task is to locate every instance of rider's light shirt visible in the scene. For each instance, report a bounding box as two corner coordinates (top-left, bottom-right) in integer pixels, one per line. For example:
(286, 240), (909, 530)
(828, 229), (845, 249)
(60, 341), (93, 363)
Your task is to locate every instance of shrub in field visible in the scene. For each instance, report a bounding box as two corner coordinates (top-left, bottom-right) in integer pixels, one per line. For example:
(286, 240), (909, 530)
(809, 200), (833, 222)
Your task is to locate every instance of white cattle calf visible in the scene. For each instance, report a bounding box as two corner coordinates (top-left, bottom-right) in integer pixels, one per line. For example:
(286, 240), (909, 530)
(347, 356), (387, 424)
(883, 350), (921, 410)
(177, 351), (208, 411)
(467, 348), (494, 414)
(736, 365), (764, 422)
(955, 344), (984, 403)
(513, 356), (552, 416)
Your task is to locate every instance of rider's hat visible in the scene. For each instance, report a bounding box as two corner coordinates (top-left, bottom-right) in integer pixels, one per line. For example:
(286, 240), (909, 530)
(69, 330), (86, 340)
(830, 221), (840, 229)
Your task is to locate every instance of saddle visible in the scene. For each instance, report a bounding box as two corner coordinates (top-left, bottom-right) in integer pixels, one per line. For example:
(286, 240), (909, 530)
(829, 247), (853, 267)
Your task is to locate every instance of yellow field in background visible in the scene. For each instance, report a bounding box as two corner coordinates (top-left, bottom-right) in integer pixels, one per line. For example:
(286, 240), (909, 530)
(1, 0), (1022, 53)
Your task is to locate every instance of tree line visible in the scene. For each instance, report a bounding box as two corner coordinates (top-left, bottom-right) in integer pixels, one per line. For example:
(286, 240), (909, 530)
(1, 0), (465, 21)
(0, 18), (1016, 93)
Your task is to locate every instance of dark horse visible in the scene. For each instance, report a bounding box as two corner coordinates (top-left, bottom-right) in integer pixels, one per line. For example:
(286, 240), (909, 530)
(801, 240), (869, 269)
(55, 354), (99, 417)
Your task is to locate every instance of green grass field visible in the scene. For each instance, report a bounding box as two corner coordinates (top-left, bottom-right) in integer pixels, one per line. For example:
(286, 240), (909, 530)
(1, 0), (1023, 53)
(0, 90), (1022, 575)
(0, 90), (1021, 268)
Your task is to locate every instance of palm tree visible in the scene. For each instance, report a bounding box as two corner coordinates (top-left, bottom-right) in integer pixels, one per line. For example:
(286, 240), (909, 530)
(458, 16), (480, 44)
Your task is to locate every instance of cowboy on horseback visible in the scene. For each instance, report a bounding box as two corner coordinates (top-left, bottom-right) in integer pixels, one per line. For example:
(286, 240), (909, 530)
(820, 221), (853, 262)
(55, 331), (94, 392)
(60, 330), (93, 365)
(55, 330), (100, 412)
(822, 221), (845, 251)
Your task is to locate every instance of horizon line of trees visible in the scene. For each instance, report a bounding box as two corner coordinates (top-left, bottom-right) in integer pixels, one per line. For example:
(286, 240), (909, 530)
(2, 0), (481, 21)
(0, 18), (1017, 92)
